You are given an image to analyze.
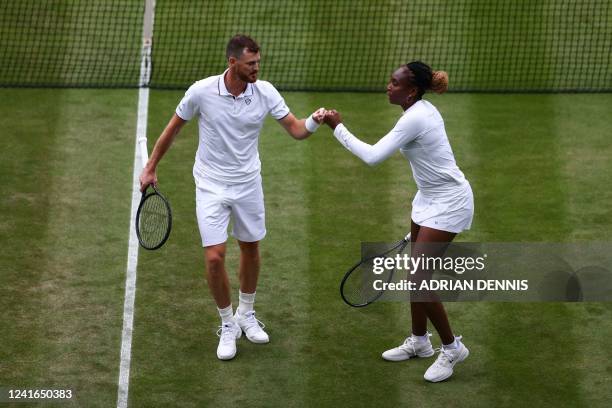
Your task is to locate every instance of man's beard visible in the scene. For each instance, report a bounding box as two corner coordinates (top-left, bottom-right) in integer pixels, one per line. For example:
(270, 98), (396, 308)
(238, 70), (257, 83)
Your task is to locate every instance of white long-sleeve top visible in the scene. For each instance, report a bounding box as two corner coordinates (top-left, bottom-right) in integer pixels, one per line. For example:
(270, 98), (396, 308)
(333, 100), (467, 196)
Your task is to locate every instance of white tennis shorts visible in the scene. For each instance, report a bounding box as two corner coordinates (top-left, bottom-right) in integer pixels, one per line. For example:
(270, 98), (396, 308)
(411, 181), (474, 234)
(195, 175), (266, 247)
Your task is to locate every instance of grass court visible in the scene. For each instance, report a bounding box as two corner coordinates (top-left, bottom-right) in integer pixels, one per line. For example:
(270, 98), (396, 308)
(1, 88), (611, 406)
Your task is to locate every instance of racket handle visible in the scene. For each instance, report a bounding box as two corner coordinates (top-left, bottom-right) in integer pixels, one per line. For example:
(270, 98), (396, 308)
(138, 136), (149, 167)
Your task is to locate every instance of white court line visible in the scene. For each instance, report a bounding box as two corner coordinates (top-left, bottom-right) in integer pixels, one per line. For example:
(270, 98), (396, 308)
(117, 1), (155, 407)
(117, 87), (149, 408)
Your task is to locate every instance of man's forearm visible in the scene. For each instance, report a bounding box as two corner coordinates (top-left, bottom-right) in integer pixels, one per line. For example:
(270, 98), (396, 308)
(279, 110), (323, 140)
(290, 119), (312, 140)
(145, 115), (185, 170)
(291, 113), (324, 139)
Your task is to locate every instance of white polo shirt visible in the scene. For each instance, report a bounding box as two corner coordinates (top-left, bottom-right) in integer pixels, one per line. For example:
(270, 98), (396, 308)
(176, 70), (290, 185)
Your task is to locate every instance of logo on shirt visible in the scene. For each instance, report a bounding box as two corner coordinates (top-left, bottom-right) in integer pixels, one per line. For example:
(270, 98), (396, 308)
(245, 98), (252, 105)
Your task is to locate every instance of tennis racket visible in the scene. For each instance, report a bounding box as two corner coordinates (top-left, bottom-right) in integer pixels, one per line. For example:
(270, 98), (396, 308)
(340, 233), (411, 307)
(135, 136), (172, 250)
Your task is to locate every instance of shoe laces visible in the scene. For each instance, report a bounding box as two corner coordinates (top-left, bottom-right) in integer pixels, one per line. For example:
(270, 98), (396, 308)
(433, 336), (462, 366)
(399, 332), (431, 352)
(241, 311), (265, 331)
(432, 348), (453, 367)
(399, 337), (417, 353)
(216, 323), (237, 344)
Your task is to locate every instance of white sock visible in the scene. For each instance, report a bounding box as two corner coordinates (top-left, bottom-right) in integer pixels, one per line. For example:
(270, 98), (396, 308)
(217, 304), (234, 324)
(237, 290), (256, 315)
(412, 333), (430, 343)
(443, 337), (459, 350)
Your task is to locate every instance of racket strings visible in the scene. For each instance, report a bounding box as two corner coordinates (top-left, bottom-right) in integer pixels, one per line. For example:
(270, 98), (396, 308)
(139, 194), (170, 247)
(342, 240), (409, 306)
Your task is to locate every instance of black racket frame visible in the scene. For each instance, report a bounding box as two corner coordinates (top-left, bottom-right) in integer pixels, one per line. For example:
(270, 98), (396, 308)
(135, 184), (172, 250)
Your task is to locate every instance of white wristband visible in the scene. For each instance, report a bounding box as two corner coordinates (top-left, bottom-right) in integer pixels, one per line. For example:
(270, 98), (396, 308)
(305, 114), (321, 133)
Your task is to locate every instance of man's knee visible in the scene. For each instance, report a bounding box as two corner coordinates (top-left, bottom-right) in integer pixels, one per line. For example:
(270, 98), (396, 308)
(205, 246), (226, 272)
(238, 241), (260, 262)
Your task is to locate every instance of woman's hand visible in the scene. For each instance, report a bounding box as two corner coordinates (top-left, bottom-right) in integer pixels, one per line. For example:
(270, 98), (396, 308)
(323, 109), (342, 130)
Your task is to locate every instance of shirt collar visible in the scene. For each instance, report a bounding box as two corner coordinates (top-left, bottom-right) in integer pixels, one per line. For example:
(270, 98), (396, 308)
(403, 99), (423, 114)
(218, 69), (254, 98)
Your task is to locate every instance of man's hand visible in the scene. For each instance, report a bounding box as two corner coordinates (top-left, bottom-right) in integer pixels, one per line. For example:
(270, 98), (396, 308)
(139, 166), (157, 192)
(311, 107), (327, 124)
(323, 109), (342, 130)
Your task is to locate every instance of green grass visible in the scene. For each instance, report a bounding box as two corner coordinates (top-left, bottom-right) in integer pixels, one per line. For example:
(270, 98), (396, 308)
(0, 89), (137, 406)
(1, 89), (612, 407)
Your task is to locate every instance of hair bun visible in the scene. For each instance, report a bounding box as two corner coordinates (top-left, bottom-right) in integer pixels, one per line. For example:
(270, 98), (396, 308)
(430, 71), (449, 94)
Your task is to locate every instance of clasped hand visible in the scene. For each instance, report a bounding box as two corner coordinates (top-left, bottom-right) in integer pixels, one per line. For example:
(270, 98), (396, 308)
(311, 108), (342, 130)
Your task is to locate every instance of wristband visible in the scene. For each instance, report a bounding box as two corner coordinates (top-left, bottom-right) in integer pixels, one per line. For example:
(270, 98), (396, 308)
(305, 114), (321, 133)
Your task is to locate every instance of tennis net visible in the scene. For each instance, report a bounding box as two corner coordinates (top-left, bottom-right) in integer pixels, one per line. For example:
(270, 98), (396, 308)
(1, 0), (610, 92)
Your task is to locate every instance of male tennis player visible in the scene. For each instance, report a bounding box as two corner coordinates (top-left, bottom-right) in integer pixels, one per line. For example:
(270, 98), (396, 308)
(322, 61), (473, 382)
(139, 34), (325, 360)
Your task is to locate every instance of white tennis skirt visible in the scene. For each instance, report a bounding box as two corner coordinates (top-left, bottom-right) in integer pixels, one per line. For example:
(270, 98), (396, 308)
(411, 181), (474, 233)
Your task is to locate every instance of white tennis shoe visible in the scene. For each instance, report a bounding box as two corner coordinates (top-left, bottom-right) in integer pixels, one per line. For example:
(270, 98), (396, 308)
(216, 321), (242, 360)
(234, 310), (269, 344)
(424, 337), (469, 382)
(382, 333), (435, 361)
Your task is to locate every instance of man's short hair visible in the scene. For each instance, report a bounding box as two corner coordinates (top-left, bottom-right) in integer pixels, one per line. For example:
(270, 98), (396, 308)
(226, 34), (260, 60)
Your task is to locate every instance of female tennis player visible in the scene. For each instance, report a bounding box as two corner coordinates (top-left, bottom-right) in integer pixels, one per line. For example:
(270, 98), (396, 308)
(323, 61), (473, 382)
